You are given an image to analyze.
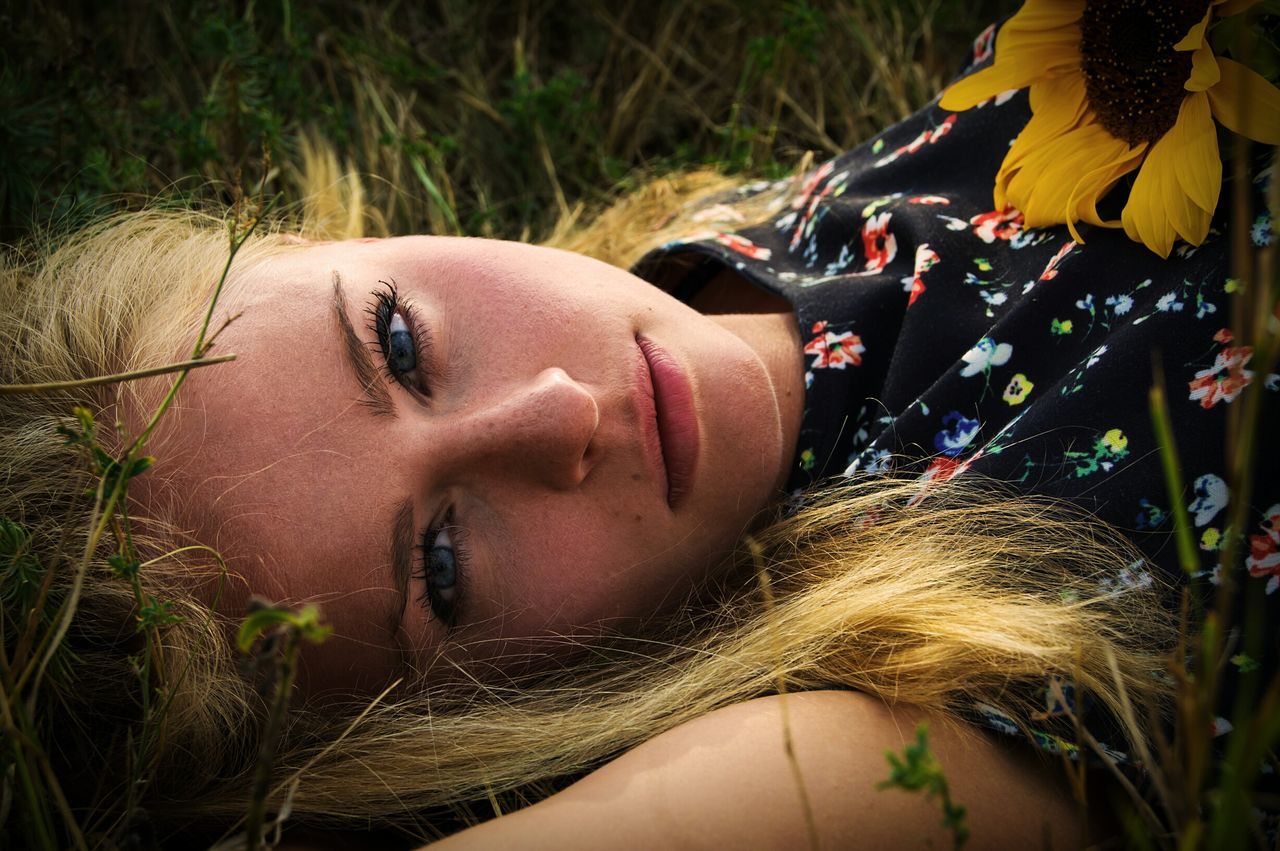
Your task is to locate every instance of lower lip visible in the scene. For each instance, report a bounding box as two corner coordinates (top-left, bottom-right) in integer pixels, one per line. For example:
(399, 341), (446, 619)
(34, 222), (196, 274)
(638, 337), (700, 510)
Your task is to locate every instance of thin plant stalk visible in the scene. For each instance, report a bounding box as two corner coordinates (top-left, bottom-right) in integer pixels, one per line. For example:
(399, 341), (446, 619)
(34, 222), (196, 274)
(0, 355), (236, 395)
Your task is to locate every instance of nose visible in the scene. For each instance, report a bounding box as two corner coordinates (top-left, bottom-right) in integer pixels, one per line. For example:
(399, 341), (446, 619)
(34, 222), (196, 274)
(444, 368), (600, 490)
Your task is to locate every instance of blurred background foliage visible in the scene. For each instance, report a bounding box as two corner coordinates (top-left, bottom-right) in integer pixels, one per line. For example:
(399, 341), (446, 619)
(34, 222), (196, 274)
(0, 0), (1010, 243)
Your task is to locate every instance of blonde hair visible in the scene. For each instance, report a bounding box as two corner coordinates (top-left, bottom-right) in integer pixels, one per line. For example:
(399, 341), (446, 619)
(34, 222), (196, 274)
(0, 166), (1176, 840)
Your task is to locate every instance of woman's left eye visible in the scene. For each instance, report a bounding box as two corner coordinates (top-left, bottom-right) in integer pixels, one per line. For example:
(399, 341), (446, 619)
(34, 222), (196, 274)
(418, 521), (465, 628)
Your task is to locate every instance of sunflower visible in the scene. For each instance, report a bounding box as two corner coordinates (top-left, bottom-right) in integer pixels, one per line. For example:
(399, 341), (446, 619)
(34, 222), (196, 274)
(939, 0), (1280, 257)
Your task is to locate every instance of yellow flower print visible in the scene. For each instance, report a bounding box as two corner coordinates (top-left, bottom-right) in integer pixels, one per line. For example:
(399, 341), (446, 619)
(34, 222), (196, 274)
(1002, 372), (1035, 404)
(1101, 428), (1128, 454)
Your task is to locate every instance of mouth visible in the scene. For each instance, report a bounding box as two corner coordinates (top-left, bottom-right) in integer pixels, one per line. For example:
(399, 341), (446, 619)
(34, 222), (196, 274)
(637, 336), (700, 509)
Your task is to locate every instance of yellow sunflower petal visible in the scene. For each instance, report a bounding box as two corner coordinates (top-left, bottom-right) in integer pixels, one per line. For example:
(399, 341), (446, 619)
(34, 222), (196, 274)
(1174, 9), (1211, 51)
(1122, 129), (1211, 258)
(1066, 142), (1147, 242)
(1171, 91), (1221, 214)
(1165, 166), (1212, 248)
(940, 30), (1080, 111)
(995, 75), (1089, 207)
(940, 6), (1081, 113)
(1208, 57), (1280, 144)
(1008, 123), (1129, 228)
(1185, 45), (1221, 92)
(941, 61), (1050, 111)
(993, 26), (1083, 65)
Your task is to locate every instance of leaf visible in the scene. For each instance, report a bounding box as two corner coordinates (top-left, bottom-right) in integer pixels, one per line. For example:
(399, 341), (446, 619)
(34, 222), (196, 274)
(126, 456), (155, 479)
(107, 553), (140, 580)
(878, 724), (969, 850)
(137, 595), (182, 630)
(0, 515), (28, 552)
(236, 601), (331, 653)
(1230, 653), (1260, 673)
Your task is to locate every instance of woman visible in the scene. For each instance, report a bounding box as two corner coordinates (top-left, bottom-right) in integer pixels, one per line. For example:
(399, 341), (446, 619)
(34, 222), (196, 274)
(3, 11), (1277, 850)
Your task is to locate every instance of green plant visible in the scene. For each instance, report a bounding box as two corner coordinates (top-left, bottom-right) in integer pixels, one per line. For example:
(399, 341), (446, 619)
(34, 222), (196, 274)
(878, 724), (970, 850)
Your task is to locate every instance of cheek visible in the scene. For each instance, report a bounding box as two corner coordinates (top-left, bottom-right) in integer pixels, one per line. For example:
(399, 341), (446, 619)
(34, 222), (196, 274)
(495, 498), (699, 629)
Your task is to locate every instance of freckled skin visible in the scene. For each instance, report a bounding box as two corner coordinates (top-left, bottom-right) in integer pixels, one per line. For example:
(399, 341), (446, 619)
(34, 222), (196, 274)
(140, 236), (802, 696)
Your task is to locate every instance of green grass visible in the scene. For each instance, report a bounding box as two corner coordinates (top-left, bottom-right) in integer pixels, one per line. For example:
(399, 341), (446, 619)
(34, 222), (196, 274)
(0, 0), (1011, 242)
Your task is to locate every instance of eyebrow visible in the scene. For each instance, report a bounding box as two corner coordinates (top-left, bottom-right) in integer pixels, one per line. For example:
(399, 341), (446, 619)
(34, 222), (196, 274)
(331, 270), (396, 417)
(389, 497), (416, 641)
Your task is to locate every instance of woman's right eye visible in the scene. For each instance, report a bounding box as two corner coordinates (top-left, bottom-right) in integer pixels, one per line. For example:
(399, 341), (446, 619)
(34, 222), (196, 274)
(386, 312), (416, 374)
(367, 280), (431, 394)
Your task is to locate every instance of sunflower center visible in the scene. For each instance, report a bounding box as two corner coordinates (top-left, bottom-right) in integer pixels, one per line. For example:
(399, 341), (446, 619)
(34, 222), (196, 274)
(1079, 0), (1208, 146)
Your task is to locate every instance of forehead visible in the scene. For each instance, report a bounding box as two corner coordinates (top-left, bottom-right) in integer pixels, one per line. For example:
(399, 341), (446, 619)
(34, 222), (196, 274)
(143, 244), (410, 688)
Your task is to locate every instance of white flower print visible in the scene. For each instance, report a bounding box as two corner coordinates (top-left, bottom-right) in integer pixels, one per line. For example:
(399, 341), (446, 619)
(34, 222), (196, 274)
(1105, 294), (1134, 316)
(1188, 474), (1229, 527)
(960, 336), (1012, 377)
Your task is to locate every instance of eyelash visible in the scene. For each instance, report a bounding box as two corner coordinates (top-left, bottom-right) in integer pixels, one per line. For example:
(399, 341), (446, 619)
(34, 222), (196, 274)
(365, 281), (467, 628)
(366, 279), (432, 395)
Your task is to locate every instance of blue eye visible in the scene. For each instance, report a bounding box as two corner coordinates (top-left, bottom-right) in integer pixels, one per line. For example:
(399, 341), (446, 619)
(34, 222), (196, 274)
(419, 524), (463, 628)
(386, 312), (416, 374)
(367, 280), (429, 392)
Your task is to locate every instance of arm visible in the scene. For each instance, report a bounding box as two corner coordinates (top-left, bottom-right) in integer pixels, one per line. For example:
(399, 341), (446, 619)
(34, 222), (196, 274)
(428, 690), (1100, 850)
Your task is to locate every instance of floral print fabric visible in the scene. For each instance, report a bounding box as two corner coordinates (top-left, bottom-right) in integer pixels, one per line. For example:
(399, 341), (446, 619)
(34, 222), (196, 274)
(633, 23), (1278, 798)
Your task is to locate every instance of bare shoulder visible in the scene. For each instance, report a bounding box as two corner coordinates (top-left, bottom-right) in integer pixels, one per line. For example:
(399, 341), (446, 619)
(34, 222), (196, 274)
(431, 691), (1099, 850)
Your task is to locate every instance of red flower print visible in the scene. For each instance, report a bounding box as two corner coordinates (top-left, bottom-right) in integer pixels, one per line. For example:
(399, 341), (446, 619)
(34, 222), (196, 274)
(788, 162), (840, 250)
(804, 322), (865, 370)
(969, 207), (1024, 243)
(1039, 242), (1076, 281)
(905, 243), (939, 307)
(1213, 327), (1234, 344)
(793, 161), (835, 210)
(972, 23), (995, 64)
(1246, 504), (1280, 594)
(908, 195), (950, 205)
(874, 114), (957, 167)
(713, 232), (772, 261)
(908, 451), (983, 506)
(1188, 346), (1254, 409)
(858, 212), (897, 274)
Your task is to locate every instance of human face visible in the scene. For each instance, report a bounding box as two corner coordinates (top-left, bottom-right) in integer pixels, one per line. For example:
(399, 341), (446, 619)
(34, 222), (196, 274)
(144, 236), (801, 695)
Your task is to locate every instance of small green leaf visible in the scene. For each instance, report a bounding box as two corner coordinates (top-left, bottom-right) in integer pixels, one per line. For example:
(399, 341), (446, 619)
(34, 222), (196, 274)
(137, 595), (183, 630)
(127, 456), (155, 478)
(107, 553), (141, 580)
(879, 724), (969, 849)
(237, 602), (331, 653)
(74, 405), (96, 437)
(0, 515), (28, 552)
(1231, 653), (1260, 673)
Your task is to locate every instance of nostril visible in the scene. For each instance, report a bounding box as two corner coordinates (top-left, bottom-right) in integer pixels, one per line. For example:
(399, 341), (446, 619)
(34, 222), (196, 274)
(526, 368), (600, 488)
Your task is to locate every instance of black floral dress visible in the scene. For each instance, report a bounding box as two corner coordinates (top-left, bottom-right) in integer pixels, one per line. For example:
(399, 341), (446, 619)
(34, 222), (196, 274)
(633, 21), (1278, 822)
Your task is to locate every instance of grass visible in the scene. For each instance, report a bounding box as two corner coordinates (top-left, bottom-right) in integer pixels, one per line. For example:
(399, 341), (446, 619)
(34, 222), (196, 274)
(0, 0), (1011, 243)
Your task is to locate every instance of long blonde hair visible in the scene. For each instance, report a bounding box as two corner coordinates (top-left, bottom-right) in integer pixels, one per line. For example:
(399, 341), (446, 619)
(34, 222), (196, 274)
(0, 165), (1176, 840)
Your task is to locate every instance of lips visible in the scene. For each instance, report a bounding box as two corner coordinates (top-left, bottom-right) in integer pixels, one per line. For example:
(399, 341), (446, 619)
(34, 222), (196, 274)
(637, 336), (700, 509)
